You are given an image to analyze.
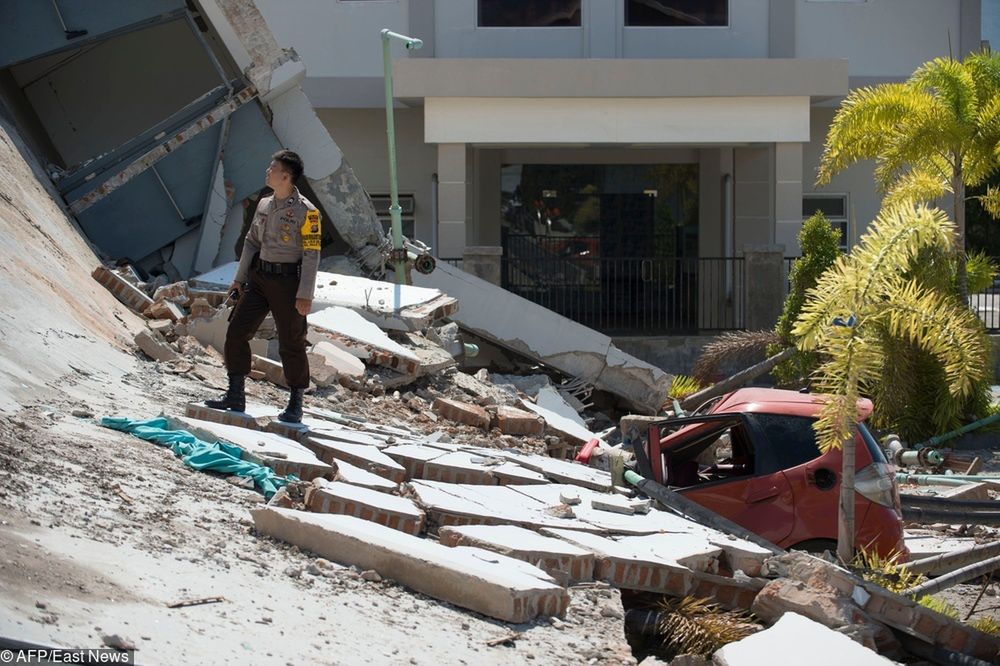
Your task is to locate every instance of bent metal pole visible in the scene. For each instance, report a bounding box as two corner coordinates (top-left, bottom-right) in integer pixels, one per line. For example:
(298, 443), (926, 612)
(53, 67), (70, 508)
(380, 29), (423, 285)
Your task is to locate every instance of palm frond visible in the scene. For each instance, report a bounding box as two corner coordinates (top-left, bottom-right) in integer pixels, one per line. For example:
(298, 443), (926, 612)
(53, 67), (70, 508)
(976, 184), (1000, 219)
(817, 84), (921, 186)
(691, 331), (780, 383)
(910, 57), (980, 124)
(881, 168), (950, 209)
(655, 596), (759, 658)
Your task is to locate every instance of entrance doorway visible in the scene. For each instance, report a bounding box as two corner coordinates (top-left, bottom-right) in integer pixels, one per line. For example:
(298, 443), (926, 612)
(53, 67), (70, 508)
(500, 163), (699, 334)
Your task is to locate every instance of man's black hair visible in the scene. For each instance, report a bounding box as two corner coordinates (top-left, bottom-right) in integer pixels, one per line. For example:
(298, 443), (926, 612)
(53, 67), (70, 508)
(272, 149), (304, 182)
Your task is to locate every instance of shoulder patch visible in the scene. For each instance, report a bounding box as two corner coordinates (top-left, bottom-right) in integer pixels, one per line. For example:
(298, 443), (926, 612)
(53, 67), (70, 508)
(301, 209), (321, 251)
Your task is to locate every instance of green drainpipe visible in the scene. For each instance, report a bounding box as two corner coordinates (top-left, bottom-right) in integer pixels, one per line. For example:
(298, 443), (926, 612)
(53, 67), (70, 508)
(380, 29), (423, 285)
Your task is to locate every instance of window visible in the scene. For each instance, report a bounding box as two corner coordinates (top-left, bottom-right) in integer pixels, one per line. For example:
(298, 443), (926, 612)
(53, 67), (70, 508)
(746, 414), (823, 475)
(478, 0), (581, 27)
(803, 194), (849, 249)
(371, 194), (415, 238)
(625, 0), (728, 27)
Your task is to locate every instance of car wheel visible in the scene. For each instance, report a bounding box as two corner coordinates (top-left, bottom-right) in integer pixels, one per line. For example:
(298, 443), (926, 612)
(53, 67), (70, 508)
(789, 539), (838, 556)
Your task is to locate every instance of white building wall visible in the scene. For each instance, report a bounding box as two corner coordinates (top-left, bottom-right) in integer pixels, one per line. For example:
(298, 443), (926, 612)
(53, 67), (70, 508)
(796, 0), (961, 78)
(254, 0), (411, 78)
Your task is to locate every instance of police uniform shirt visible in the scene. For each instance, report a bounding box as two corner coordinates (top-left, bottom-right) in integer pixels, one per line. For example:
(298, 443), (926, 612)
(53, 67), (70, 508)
(234, 187), (322, 301)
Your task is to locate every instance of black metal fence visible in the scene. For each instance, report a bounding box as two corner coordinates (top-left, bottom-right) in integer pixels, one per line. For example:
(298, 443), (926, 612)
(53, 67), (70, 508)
(971, 275), (1000, 333)
(501, 255), (745, 335)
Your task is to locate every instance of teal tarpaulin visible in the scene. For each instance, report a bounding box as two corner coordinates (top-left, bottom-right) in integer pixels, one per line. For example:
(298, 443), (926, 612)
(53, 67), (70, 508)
(101, 416), (295, 499)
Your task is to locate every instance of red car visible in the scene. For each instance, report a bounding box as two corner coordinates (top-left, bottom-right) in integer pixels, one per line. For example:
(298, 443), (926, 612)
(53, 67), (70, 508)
(645, 387), (907, 560)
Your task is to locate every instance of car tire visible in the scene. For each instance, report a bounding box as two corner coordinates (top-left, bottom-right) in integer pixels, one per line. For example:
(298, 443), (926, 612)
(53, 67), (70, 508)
(789, 539), (838, 556)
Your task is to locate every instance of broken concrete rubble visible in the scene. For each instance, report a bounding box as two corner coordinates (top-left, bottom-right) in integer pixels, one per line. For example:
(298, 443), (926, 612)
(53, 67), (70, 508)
(134, 330), (179, 363)
(251, 506), (569, 623)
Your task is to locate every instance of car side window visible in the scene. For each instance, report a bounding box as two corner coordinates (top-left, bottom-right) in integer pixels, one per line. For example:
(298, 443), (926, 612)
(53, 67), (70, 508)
(747, 413), (823, 475)
(663, 421), (755, 487)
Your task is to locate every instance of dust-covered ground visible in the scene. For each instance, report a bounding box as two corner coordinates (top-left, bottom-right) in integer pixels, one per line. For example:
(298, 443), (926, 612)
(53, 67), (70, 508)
(0, 357), (637, 665)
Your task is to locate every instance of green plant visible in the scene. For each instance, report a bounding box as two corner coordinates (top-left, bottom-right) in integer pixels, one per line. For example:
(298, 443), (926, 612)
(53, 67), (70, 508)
(971, 616), (1000, 636)
(966, 250), (999, 293)
(916, 595), (961, 619)
(852, 548), (924, 594)
(817, 51), (1000, 298)
(772, 211), (843, 387)
(793, 202), (991, 451)
(667, 375), (704, 402)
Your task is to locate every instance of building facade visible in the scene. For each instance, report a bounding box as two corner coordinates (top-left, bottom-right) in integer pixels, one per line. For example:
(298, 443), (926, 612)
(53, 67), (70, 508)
(254, 0), (981, 335)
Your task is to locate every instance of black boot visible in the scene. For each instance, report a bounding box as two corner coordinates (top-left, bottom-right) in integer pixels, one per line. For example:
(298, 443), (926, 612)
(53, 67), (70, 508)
(205, 374), (246, 412)
(278, 387), (305, 423)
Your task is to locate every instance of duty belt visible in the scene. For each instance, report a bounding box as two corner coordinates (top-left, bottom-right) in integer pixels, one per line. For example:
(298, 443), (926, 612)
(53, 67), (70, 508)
(255, 256), (301, 276)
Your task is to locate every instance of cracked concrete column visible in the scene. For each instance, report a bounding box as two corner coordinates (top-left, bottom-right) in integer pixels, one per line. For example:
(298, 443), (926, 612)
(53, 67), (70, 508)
(774, 142), (804, 256)
(437, 143), (467, 260)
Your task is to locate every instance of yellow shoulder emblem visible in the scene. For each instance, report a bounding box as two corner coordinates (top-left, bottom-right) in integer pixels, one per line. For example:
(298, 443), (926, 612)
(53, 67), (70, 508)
(301, 210), (321, 251)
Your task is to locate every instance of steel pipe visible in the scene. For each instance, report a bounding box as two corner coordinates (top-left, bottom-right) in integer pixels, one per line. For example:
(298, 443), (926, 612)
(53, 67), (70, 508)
(905, 554), (1000, 597)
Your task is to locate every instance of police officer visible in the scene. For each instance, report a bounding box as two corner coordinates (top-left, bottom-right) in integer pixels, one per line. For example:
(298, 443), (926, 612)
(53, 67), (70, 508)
(205, 149), (321, 423)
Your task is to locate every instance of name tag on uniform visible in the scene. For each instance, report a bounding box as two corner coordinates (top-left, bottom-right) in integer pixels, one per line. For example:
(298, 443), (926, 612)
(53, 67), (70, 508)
(301, 210), (322, 251)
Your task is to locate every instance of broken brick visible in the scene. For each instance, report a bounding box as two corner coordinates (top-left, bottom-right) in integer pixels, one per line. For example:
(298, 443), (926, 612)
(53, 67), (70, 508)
(495, 405), (545, 436)
(93, 265), (153, 314)
(432, 397), (490, 429)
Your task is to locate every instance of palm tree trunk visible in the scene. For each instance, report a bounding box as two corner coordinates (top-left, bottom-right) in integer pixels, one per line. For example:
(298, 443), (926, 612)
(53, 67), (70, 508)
(955, 167), (968, 300)
(837, 430), (856, 564)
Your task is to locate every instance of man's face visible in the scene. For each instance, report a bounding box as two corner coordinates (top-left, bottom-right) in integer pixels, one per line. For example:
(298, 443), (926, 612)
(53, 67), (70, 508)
(265, 160), (288, 190)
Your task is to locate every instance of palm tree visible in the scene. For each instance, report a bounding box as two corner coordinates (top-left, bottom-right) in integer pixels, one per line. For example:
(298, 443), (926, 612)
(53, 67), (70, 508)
(817, 52), (1000, 298)
(793, 203), (989, 561)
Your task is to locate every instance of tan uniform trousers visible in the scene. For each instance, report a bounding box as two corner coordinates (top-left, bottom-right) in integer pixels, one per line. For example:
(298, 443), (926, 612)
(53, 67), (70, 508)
(224, 265), (309, 389)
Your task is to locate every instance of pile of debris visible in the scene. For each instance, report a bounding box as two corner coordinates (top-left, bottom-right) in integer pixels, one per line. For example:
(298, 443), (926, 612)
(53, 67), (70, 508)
(93, 261), (1000, 665)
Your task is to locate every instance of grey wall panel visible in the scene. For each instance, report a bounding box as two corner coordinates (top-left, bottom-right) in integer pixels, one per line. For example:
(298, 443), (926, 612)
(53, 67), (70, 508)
(0, 0), (184, 68)
(223, 103), (281, 203)
(72, 124), (221, 261)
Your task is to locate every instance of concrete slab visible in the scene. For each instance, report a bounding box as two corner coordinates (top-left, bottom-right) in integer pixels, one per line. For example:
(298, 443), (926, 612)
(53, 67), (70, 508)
(311, 340), (366, 379)
(251, 507), (569, 622)
(310, 306), (421, 374)
(172, 416), (333, 481)
(510, 484), (770, 575)
(904, 530), (978, 560)
(407, 481), (595, 533)
(185, 402), (282, 431)
(303, 436), (407, 484)
(520, 390), (596, 445)
(422, 452), (548, 486)
(307, 480), (425, 535)
(541, 528), (712, 595)
(382, 444), (447, 480)
(495, 451), (614, 492)
(332, 458), (399, 493)
(714, 612), (895, 666)
(307, 424), (392, 448)
(309, 271), (458, 332)
(439, 524), (595, 583)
